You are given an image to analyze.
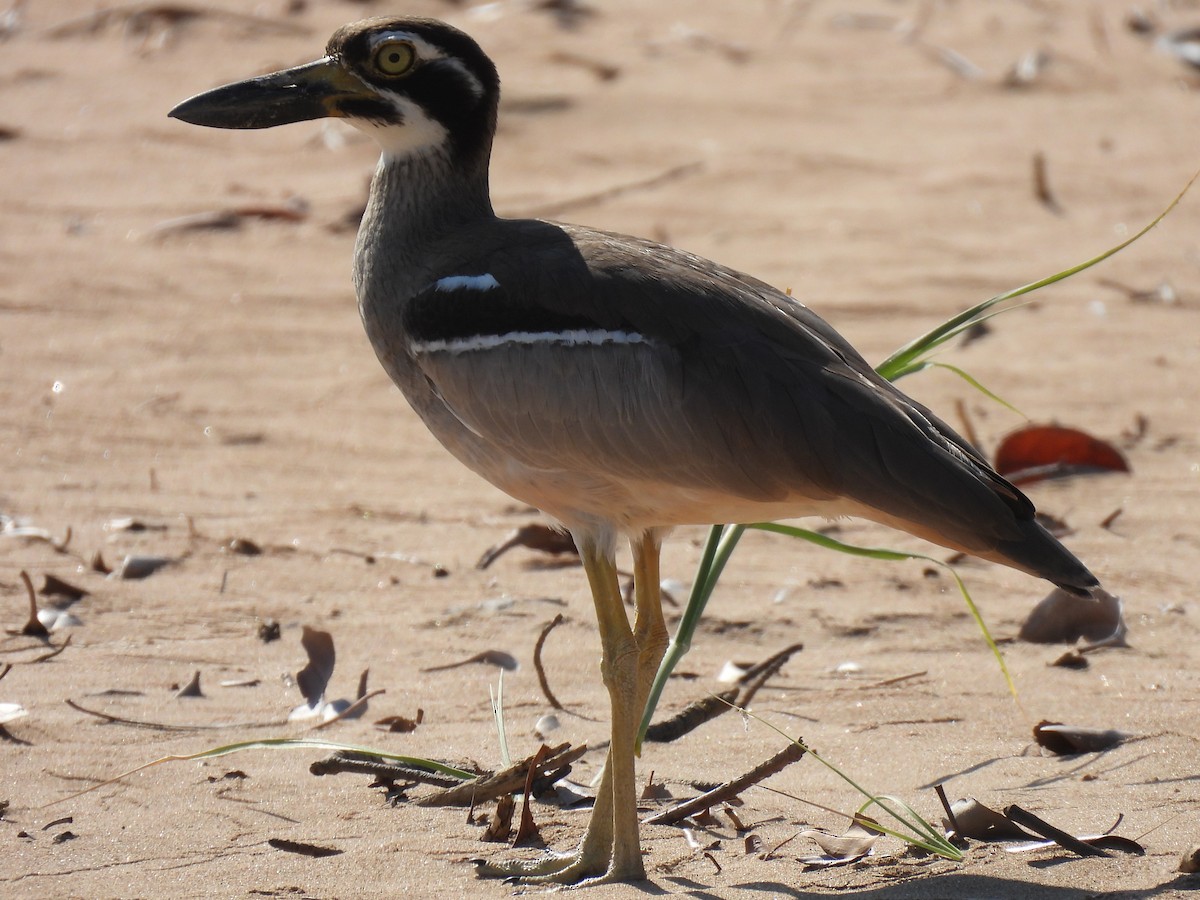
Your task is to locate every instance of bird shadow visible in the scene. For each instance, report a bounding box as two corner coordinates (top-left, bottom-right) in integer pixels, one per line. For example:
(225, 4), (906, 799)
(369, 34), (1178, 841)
(663, 873), (1199, 899)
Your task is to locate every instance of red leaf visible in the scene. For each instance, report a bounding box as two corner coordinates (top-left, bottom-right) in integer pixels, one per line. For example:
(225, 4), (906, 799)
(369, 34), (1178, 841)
(994, 425), (1129, 485)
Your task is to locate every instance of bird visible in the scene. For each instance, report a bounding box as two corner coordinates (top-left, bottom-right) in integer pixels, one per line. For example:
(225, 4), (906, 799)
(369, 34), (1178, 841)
(170, 16), (1099, 886)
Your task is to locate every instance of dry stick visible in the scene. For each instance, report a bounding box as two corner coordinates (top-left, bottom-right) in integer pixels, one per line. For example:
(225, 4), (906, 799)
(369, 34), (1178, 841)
(533, 613), (566, 710)
(1033, 151), (1063, 215)
(65, 698), (286, 731)
(308, 752), (466, 789)
(1004, 804), (1110, 858)
(934, 784), (962, 840)
(643, 741), (807, 825)
(645, 642), (803, 744)
(18, 571), (49, 638)
(417, 742), (588, 808)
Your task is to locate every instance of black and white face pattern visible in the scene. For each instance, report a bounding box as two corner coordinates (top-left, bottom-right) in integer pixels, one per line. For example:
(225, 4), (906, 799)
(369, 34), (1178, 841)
(326, 17), (499, 161)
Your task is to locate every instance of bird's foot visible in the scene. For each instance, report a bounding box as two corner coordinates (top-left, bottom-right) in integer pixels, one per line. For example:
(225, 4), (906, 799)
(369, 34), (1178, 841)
(472, 844), (642, 886)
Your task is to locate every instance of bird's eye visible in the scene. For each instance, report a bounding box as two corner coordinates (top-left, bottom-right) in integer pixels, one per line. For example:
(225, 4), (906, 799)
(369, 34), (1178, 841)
(373, 40), (416, 76)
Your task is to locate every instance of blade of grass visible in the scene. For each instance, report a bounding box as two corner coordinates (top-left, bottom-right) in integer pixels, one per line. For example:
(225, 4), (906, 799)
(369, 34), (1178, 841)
(749, 522), (1015, 700)
(877, 168), (1199, 381)
(490, 671), (511, 768)
(636, 524), (744, 752)
(733, 702), (962, 860)
(45, 736), (476, 807)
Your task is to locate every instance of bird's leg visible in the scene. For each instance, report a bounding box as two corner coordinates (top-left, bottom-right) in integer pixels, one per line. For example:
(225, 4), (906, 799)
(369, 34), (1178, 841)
(475, 534), (644, 884)
(631, 529), (669, 718)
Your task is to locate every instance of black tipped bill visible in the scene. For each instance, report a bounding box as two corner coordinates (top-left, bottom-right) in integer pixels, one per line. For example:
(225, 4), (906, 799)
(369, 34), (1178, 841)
(169, 58), (365, 129)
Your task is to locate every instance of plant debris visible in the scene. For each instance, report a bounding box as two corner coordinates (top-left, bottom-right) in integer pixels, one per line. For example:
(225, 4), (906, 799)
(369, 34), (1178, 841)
(374, 709), (424, 733)
(1018, 587), (1126, 647)
(798, 816), (881, 867)
(994, 424), (1129, 485)
(476, 524), (578, 569)
(1033, 721), (1129, 755)
(267, 837), (343, 858)
(417, 742), (586, 808)
(532, 613), (567, 710)
(645, 642), (802, 743)
(174, 670), (204, 699)
(643, 740), (806, 825)
(420, 649), (518, 673)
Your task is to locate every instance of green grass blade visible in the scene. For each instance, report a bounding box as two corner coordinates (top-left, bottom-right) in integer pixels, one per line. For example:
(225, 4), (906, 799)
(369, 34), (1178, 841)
(749, 522), (1015, 698)
(46, 737), (476, 807)
(736, 705), (962, 860)
(877, 169), (1199, 381)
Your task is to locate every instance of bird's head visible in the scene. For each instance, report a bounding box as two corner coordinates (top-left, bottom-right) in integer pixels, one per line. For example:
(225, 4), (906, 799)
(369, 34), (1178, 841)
(169, 17), (499, 163)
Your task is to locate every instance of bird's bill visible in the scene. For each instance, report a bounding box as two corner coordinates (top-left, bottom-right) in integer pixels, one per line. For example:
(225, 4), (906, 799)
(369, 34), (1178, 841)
(168, 58), (364, 129)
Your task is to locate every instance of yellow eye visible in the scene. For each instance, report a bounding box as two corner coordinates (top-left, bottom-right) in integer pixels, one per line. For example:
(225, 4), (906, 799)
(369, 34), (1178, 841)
(373, 40), (416, 76)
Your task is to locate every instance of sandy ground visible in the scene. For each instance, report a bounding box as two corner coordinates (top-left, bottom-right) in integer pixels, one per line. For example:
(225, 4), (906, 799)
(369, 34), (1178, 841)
(3, 0), (1200, 897)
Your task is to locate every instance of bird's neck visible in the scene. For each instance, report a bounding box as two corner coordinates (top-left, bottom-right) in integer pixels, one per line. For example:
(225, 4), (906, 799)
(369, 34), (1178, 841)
(353, 148), (494, 306)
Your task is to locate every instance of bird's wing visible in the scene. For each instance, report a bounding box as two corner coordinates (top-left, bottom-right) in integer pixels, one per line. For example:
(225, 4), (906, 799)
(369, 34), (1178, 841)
(405, 219), (1031, 549)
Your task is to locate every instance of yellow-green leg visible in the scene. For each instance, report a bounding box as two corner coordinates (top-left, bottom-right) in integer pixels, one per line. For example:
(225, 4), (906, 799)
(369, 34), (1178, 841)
(476, 529), (658, 885)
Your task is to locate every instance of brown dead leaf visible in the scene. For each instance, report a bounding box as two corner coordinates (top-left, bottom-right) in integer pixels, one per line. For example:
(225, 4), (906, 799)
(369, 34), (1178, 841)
(40, 574), (88, 602)
(1018, 587), (1126, 646)
(295, 626), (336, 709)
(375, 709), (424, 733)
(481, 794), (514, 842)
(174, 670), (203, 698)
(1033, 721), (1129, 755)
(995, 424), (1129, 485)
(476, 524), (577, 569)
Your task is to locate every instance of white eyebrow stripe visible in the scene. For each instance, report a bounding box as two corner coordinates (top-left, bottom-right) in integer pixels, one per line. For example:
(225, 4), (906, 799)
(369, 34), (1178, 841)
(413, 329), (651, 355)
(434, 274), (500, 292)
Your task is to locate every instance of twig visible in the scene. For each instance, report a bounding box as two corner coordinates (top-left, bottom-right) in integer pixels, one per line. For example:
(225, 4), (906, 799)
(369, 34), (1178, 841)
(1033, 151), (1063, 215)
(644, 688), (738, 743)
(533, 613), (566, 710)
(65, 698), (286, 731)
(308, 751), (465, 789)
(30, 633), (72, 662)
(935, 783), (961, 839)
(417, 742), (587, 808)
(643, 741), (807, 825)
(17, 570), (49, 638)
(645, 642), (802, 743)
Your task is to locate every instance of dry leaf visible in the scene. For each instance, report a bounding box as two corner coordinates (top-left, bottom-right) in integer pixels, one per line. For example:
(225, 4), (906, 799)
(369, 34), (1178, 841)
(798, 820), (878, 867)
(174, 671), (204, 698)
(946, 798), (1035, 841)
(40, 574), (88, 602)
(1018, 588), (1126, 646)
(476, 524), (577, 569)
(995, 424), (1129, 485)
(375, 708), (424, 733)
(1033, 721), (1129, 755)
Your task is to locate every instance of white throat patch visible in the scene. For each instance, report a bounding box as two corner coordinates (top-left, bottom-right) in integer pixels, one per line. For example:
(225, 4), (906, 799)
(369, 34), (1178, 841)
(351, 94), (448, 159)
